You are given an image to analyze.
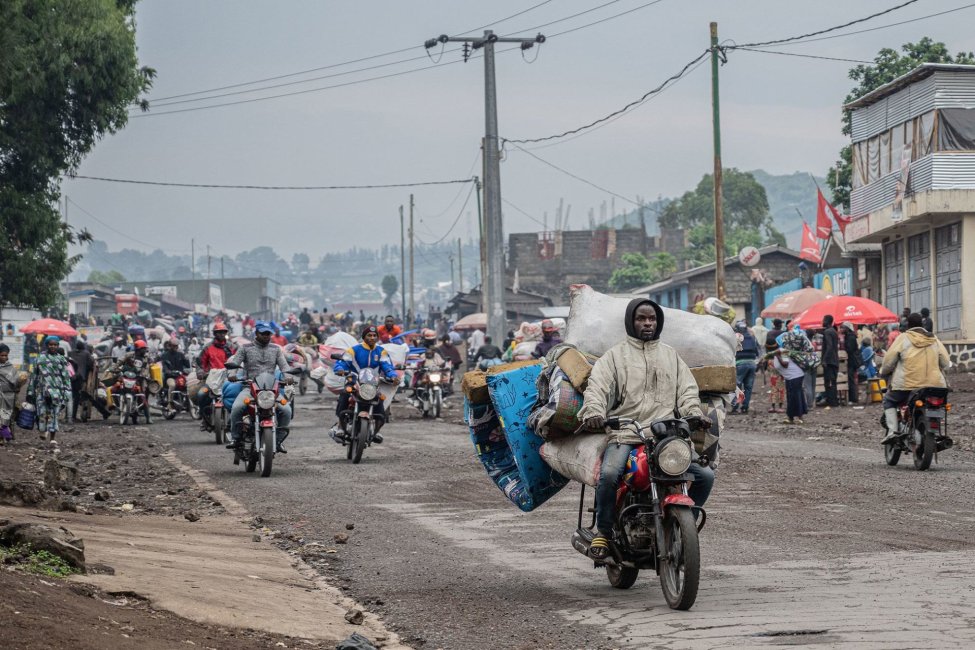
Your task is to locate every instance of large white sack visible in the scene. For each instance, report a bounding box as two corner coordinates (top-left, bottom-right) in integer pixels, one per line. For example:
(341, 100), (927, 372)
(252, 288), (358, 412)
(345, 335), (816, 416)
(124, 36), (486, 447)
(539, 434), (608, 487)
(324, 332), (358, 349)
(564, 285), (737, 368)
(381, 342), (410, 367)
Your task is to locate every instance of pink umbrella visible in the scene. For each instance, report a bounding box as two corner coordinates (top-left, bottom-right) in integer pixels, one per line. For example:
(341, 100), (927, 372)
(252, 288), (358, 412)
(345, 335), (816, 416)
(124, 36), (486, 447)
(793, 296), (899, 329)
(760, 288), (832, 320)
(20, 318), (79, 337)
(453, 312), (487, 331)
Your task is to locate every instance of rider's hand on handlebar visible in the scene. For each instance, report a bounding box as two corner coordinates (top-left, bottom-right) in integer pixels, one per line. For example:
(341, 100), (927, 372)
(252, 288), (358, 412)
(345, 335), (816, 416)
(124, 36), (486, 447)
(697, 414), (713, 430)
(584, 415), (606, 431)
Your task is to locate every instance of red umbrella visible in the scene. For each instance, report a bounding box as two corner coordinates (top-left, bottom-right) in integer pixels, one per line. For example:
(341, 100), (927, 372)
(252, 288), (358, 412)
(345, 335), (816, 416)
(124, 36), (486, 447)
(760, 287), (832, 319)
(20, 318), (79, 337)
(793, 296), (899, 329)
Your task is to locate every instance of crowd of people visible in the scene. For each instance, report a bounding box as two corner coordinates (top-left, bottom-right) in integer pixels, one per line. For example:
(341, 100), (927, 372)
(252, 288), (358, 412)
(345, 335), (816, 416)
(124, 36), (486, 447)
(730, 305), (950, 427)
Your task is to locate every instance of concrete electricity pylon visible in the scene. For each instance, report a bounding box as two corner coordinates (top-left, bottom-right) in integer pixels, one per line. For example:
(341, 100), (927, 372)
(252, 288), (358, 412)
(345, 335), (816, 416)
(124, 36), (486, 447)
(425, 30), (545, 343)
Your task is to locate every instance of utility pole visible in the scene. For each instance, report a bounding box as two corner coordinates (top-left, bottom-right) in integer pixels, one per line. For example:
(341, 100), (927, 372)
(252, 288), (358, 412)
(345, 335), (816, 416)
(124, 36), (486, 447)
(449, 254), (456, 293)
(710, 22), (727, 301)
(399, 205), (406, 320)
(191, 239), (195, 283)
(475, 173), (486, 311)
(426, 30), (545, 343)
(457, 238), (463, 293)
(409, 194), (415, 323)
(220, 256), (225, 312)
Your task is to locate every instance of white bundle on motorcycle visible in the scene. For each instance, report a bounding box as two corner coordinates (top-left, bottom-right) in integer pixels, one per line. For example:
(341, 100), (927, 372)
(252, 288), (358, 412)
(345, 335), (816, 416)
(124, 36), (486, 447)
(381, 342), (410, 368)
(323, 367), (347, 395)
(512, 340), (537, 361)
(465, 361), (569, 512)
(564, 285), (738, 392)
(539, 434), (608, 487)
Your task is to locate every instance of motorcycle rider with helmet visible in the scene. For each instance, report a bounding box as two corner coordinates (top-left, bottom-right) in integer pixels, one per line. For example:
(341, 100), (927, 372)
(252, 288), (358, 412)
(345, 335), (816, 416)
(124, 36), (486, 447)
(532, 319), (563, 359)
(329, 325), (398, 445)
(196, 323), (235, 429)
(224, 321), (294, 453)
(577, 299), (713, 560)
(159, 338), (190, 405)
(113, 339), (153, 424)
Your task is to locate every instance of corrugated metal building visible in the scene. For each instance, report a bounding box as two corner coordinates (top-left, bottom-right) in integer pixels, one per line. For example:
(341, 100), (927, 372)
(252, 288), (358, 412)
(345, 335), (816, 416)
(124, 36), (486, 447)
(844, 64), (975, 369)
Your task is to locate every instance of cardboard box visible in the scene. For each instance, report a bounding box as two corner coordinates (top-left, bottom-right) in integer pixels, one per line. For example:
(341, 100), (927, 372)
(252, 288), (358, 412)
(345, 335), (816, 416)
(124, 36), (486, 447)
(555, 348), (596, 392)
(690, 365), (737, 393)
(463, 359), (543, 405)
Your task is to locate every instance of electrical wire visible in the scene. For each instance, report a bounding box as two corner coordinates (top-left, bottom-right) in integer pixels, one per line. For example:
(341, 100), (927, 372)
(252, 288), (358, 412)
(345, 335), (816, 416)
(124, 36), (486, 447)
(730, 0), (920, 48)
(501, 198), (547, 228)
(508, 144), (640, 206)
(416, 182), (476, 246)
(66, 197), (186, 252)
(67, 175), (475, 190)
(544, 0), (666, 39)
(139, 0), (557, 105)
(502, 0), (626, 36)
(748, 2), (975, 48)
(503, 48), (710, 145)
(417, 150), (481, 223)
(733, 47), (873, 65)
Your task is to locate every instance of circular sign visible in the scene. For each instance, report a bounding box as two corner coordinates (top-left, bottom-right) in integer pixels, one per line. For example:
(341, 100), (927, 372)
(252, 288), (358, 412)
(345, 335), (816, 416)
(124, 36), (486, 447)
(739, 246), (761, 267)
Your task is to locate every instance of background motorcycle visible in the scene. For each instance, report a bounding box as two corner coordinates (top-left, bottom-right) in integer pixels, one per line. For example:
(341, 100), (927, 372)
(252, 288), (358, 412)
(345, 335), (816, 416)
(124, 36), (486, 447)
(411, 365), (445, 419)
(571, 415), (714, 610)
(159, 371), (197, 420)
(882, 387), (953, 470)
(331, 354), (393, 464)
(114, 369), (149, 425)
(199, 368), (230, 444)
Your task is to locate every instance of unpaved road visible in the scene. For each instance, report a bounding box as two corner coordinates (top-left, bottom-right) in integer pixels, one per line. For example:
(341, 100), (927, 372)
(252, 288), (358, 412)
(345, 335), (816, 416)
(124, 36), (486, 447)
(155, 381), (975, 650)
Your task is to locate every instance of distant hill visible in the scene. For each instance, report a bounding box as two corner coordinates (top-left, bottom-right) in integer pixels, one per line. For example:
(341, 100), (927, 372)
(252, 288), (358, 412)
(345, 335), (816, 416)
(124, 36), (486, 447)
(749, 169), (830, 250)
(608, 170), (828, 249)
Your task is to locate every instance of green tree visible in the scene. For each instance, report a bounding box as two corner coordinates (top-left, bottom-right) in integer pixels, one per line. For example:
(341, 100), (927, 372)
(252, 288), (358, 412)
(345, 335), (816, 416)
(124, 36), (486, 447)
(0, 0), (153, 309)
(87, 269), (126, 285)
(381, 274), (399, 310)
(827, 38), (975, 211)
(608, 252), (678, 292)
(658, 169), (784, 266)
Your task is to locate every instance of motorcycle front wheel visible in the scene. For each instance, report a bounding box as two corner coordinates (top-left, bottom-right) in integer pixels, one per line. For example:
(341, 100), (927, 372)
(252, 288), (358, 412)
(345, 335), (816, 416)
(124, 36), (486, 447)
(213, 409), (226, 445)
(913, 423), (935, 471)
(189, 397), (200, 420)
(259, 426), (274, 477)
(351, 418), (366, 464)
(163, 400), (177, 420)
(606, 563), (639, 589)
(434, 391), (442, 419)
(659, 508), (700, 610)
(884, 435), (902, 466)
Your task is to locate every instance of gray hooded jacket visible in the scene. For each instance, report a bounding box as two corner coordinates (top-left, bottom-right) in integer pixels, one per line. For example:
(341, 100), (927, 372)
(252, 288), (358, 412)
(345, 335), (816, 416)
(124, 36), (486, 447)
(577, 299), (703, 445)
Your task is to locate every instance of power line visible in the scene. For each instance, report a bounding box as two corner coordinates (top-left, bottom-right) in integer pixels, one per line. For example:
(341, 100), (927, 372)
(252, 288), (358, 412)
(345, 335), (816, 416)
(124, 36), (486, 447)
(67, 175), (474, 190)
(751, 2), (975, 48)
(544, 0), (667, 38)
(416, 182), (476, 246)
(503, 48), (710, 145)
(501, 198), (547, 228)
(731, 0), (920, 48)
(733, 47), (873, 65)
(66, 196), (187, 253)
(508, 144), (640, 207)
(502, 0), (627, 36)
(142, 0), (558, 104)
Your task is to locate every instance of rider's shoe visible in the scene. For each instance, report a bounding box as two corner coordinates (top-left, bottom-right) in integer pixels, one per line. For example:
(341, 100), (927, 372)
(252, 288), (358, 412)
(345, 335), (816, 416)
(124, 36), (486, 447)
(881, 431), (899, 444)
(226, 438), (243, 450)
(328, 424), (345, 444)
(372, 432), (383, 444)
(276, 443), (287, 454)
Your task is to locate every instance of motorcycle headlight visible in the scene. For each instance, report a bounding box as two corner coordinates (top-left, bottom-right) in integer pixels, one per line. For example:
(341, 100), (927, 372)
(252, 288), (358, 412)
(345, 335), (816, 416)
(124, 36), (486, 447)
(429, 373), (441, 383)
(358, 383), (378, 401)
(256, 390), (276, 409)
(656, 438), (692, 476)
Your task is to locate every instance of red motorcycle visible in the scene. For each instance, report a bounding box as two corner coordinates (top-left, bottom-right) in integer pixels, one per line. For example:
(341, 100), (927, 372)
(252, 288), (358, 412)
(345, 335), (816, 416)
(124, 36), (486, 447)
(160, 371), (196, 420)
(224, 365), (299, 478)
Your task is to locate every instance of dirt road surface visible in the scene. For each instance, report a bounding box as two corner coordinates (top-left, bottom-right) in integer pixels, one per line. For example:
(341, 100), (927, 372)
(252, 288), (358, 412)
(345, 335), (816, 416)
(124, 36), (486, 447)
(3, 371), (974, 649)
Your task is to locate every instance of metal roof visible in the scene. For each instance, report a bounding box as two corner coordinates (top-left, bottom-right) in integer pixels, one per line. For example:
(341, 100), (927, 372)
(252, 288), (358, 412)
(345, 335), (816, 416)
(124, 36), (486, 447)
(844, 63), (975, 111)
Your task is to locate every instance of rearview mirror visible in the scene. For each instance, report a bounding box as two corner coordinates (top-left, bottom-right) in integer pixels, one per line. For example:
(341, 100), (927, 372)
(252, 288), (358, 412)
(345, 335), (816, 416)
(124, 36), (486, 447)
(330, 352), (344, 361)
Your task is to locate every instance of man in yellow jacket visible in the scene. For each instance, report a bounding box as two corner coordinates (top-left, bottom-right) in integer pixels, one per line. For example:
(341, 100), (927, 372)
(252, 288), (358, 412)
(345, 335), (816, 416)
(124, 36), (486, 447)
(880, 312), (950, 443)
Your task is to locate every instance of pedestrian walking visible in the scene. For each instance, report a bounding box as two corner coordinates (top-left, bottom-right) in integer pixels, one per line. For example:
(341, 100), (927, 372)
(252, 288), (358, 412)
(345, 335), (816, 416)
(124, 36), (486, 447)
(731, 322), (759, 414)
(821, 315), (840, 408)
(841, 322), (862, 403)
(773, 349), (806, 425)
(920, 307), (934, 333)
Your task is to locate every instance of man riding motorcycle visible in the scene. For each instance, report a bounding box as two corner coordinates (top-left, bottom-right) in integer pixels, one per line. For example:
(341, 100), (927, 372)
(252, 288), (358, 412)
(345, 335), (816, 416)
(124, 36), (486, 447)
(297, 327), (319, 347)
(224, 321), (294, 453)
(880, 312), (951, 444)
(377, 315), (402, 344)
(196, 323), (235, 429)
(532, 319), (562, 359)
(329, 325), (398, 445)
(159, 339), (190, 403)
(577, 298), (714, 560)
(113, 339), (153, 424)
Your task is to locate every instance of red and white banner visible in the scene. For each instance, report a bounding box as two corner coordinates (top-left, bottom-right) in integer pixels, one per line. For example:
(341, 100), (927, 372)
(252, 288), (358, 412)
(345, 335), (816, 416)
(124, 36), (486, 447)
(800, 222), (822, 263)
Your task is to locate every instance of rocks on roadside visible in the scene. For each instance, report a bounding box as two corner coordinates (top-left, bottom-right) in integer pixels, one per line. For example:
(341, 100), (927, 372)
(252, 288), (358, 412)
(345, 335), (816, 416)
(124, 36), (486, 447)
(43, 459), (78, 491)
(345, 523), (355, 530)
(334, 533), (349, 544)
(183, 511), (200, 522)
(93, 490), (112, 502)
(344, 608), (365, 625)
(0, 522), (86, 571)
(336, 632), (377, 650)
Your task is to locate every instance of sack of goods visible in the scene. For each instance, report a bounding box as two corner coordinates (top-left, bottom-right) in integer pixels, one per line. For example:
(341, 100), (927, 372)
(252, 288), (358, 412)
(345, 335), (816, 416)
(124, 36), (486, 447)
(563, 285), (738, 393)
(464, 361), (569, 512)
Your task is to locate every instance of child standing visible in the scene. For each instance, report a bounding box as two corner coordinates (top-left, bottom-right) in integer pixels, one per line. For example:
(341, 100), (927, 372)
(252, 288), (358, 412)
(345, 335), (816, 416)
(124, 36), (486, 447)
(773, 349), (807, 425)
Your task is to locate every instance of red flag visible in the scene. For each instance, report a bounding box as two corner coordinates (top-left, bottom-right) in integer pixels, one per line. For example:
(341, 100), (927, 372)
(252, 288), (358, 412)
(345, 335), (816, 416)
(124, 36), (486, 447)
(817, 188), (852, 236)
(800, 222), (822, 263)
(816, 189), (834, 239)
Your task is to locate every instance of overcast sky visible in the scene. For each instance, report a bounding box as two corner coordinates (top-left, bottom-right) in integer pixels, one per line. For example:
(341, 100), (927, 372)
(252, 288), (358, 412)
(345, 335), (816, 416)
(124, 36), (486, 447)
(61, 0), (975, 262)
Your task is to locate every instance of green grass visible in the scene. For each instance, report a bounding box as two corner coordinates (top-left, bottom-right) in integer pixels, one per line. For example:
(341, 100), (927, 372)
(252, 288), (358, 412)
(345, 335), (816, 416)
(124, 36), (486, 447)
(0, 544), (80, 577)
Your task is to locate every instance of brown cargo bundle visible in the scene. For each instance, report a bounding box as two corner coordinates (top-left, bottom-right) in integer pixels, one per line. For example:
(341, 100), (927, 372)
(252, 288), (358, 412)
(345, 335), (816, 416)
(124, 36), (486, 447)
(462, 359), (543, 406)
(689, 365), (737, 393)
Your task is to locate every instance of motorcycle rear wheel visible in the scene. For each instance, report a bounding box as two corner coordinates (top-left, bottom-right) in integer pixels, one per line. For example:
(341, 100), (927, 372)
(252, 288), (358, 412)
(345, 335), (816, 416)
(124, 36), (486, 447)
(213, 409), (225, 445)
(189, 398), (200, 420)
(913, 424), (935, 471)
(164, 402), (177, 420)
(606, 563), (639, 589)
(259, 427), (274, 477)
(659, 508), (700, 610)
(434, 392), (442, 419)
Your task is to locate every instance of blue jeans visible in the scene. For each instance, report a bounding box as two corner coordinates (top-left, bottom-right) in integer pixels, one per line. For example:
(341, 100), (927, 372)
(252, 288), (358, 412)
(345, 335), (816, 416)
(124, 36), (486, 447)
(734, 362), (756, 411)
(595, 442), (715, 535)
(230, 390), (291, 444)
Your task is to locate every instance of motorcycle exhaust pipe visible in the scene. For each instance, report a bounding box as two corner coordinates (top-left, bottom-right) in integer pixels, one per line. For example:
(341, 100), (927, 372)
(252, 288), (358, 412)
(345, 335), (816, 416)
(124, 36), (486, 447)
(571, 528), (593, 556)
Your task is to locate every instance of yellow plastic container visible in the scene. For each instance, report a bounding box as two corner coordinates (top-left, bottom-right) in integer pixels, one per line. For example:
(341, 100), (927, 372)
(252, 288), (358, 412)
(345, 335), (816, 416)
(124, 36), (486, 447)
(150, 362), (163, 386)
(868, 377), (887, 403)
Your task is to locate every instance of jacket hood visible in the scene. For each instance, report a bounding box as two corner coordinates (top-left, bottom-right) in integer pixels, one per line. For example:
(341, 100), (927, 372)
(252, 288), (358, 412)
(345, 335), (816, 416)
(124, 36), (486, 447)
(905, 328), (935, 348)
(624, 298), (664, 340)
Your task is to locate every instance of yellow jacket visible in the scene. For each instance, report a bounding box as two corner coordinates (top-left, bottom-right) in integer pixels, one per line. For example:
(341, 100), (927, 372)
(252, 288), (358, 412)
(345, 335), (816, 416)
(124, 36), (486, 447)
(880, 328), (949, 391)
